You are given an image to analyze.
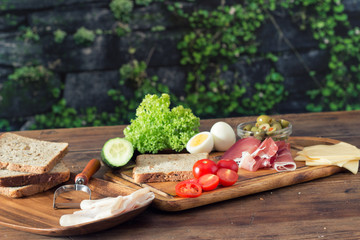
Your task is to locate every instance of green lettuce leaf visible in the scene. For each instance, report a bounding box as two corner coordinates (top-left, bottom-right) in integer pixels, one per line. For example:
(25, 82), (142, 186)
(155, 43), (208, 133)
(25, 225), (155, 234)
(124, 93), (200, 153)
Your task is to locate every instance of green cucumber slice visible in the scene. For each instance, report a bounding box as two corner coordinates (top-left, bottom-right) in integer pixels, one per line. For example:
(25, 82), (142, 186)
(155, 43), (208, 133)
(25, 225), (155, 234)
(101, 138), (134, 168)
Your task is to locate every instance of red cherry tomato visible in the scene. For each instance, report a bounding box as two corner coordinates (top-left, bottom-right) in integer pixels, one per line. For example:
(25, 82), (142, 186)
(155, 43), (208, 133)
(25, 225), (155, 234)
(216, 168), (238, 187)
(217, 159), (239, 172)
(198, 174), (219, 191)
(183, 178), (199, 184)
(175, 181), (202, 198)
(193, 159), (218, 179)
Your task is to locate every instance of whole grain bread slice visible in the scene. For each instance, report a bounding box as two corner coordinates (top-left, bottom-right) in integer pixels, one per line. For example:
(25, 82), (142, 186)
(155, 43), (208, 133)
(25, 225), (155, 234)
(0, 168), (70, 198)
(0, 161), (70, 187)
(0, 133), (68, 174)
(133, 152), (209, 183)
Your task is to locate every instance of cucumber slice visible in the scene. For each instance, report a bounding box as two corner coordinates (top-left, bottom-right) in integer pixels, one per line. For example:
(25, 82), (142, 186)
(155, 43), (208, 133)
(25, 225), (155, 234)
(101, 138), (134, 168)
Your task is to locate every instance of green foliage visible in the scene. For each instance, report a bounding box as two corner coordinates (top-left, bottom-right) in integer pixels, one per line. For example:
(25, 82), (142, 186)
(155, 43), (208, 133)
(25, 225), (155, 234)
(284, 0), (360, 112)
(53, 29), (67, 44)
(135, 0), (152, 6)
(242, 69), (287, 114)
(17, 26), (40, 42)
(108, 58), (171, 123)
(151, 25), (166, 32)
(29, 99), (120, 130)
(16, 0), (360, 131)
(73, 27), (95, 46)
(115, 23), (131, 37)
(4, 13), (19, 26)
(9, 65), (53, 85)
(172, 3), (286, 117)
(110, 0), (133, 23)
(0, 119), (11, 131)
(5, 65), (60, 101)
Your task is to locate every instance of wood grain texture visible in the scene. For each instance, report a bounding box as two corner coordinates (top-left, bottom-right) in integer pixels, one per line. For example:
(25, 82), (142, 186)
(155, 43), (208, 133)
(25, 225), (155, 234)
(104, 137), (343, 211)
(0, 175), (144, 236)
(1, 110), (360, 239)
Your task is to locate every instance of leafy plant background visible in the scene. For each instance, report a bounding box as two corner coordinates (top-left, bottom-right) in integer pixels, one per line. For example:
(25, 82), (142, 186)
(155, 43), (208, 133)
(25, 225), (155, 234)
(0, 0), (359, 131)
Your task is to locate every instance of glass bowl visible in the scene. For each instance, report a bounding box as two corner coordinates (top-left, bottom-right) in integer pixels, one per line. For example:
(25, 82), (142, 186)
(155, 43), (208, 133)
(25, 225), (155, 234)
(237, 121), (292, 142)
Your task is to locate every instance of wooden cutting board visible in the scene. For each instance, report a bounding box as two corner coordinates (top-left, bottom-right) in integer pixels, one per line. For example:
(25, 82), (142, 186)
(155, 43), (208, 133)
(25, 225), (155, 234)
(0, 175), (147, 236)
(104, 136), (346, 211)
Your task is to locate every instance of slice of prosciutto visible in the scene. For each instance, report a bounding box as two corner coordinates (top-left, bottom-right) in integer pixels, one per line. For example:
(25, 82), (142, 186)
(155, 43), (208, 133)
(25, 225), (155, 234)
(234, 137), (279, 172)
(273, 146), (296, 172)
(222, 137), (296, 172)
(221, 137), (261, 160)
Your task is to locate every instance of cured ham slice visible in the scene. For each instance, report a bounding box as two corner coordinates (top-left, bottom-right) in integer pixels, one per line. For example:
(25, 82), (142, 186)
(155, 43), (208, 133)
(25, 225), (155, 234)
(273, 147), (296, 172)
(253, 137), (278, 159)
(275, 140), (290, 151)
(234, 137), (278, 172)
(221, 137), (261, 160)
(237, 152), (263, 172)
(222, 136), (296, 172)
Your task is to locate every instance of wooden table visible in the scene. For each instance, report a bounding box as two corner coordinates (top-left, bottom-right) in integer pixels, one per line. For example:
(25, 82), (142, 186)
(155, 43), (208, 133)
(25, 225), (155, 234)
(2, 110), (360, 239)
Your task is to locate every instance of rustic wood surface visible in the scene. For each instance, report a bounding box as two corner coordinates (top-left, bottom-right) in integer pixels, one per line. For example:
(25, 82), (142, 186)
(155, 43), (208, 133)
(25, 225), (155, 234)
(105, 137), (343, 212)
(1, 110), (360, 239)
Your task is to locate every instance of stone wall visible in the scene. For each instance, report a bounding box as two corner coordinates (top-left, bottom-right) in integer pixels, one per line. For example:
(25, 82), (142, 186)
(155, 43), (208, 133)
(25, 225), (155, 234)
(0, 0), (359, 129)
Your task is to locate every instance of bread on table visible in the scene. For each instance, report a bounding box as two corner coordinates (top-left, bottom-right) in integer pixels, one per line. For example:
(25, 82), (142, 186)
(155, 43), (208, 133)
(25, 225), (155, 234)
(0, 170), (70, 198)
(133, 153), (209, 183)
(0, 132), (68, 174)
(0, 132), (70, 198)
(0, 161), (70, 187)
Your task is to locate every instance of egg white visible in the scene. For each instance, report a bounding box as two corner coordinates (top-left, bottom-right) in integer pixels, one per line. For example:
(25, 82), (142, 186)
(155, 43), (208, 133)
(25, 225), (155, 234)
(210, 121), (236, 151)
(186, 131), (214, 154)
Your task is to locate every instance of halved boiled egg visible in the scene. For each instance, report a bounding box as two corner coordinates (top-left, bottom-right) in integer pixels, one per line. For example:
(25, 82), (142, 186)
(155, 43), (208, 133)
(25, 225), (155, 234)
(186, 131), (214, 154)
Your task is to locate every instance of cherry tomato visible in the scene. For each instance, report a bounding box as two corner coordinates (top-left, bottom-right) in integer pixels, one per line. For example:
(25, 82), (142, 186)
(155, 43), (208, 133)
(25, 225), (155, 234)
(198, 174), (219, 191)
(216, 168), (238, 187)
(193, 159), (218, 179)
(217, 159), (239, 172)
(183, 178), (199, 184)
(175, 181), (202, 198)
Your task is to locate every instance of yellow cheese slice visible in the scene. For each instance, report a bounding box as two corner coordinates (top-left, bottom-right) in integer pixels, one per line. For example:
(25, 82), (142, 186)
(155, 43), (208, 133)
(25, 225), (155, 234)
(305, 159), (359, 174)
(343, 160), (359, 174)
(295, 141), (360, 174)
(301, 142), (360, 159)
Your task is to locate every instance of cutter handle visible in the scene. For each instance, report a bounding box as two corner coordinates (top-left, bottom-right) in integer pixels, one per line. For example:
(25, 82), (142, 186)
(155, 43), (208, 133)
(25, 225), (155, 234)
(75, 158), (101, 185)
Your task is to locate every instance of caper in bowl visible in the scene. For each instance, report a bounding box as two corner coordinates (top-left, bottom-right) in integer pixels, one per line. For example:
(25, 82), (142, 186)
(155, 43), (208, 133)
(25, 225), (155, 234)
(237, 115), (292, 141)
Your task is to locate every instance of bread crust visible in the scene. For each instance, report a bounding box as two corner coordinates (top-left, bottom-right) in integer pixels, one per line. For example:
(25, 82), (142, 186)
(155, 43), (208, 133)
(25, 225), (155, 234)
(0, 171), (70, 198)
(0, 161), (70, 187)
(132, 152), (209, 183)
(0, 133), (69, 173)
(133, 171), (193, 183)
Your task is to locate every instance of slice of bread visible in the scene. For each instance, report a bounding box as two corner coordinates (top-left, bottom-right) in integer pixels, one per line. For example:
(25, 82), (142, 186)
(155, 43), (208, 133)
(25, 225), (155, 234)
(0, 168), (70, 198)
(0, 133), (68, 173)
(133, 153), (209, 183)
(0, 161), (70, 187)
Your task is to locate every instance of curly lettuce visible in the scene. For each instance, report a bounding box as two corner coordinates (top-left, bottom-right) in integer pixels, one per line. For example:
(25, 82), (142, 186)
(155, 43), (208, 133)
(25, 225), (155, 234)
(124, 94), (200, 153)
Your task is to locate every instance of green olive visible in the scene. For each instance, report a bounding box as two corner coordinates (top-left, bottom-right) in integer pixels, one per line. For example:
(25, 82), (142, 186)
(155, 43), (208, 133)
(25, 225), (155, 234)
(243, 124), (253, 131)
(271, 122), (282, 131)
(280, 119), (290, 128)
(256, 115), (272, 124)
(266, 126), (277, 135)
(244, 132), (252, 137)
(254, 130), (265, 141)
(258, 123), (270, 131)
(250, 126), (259, 132)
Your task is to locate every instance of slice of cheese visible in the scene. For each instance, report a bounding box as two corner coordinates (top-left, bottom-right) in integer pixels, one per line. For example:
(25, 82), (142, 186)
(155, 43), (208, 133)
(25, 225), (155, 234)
(301, 142), (360, 159)
(295, 142), (360, 174)
(343, 160), (359, 174)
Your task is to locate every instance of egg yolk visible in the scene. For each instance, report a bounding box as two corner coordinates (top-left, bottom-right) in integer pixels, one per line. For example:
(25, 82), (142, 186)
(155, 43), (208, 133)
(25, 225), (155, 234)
(190, 134), (208, 147)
